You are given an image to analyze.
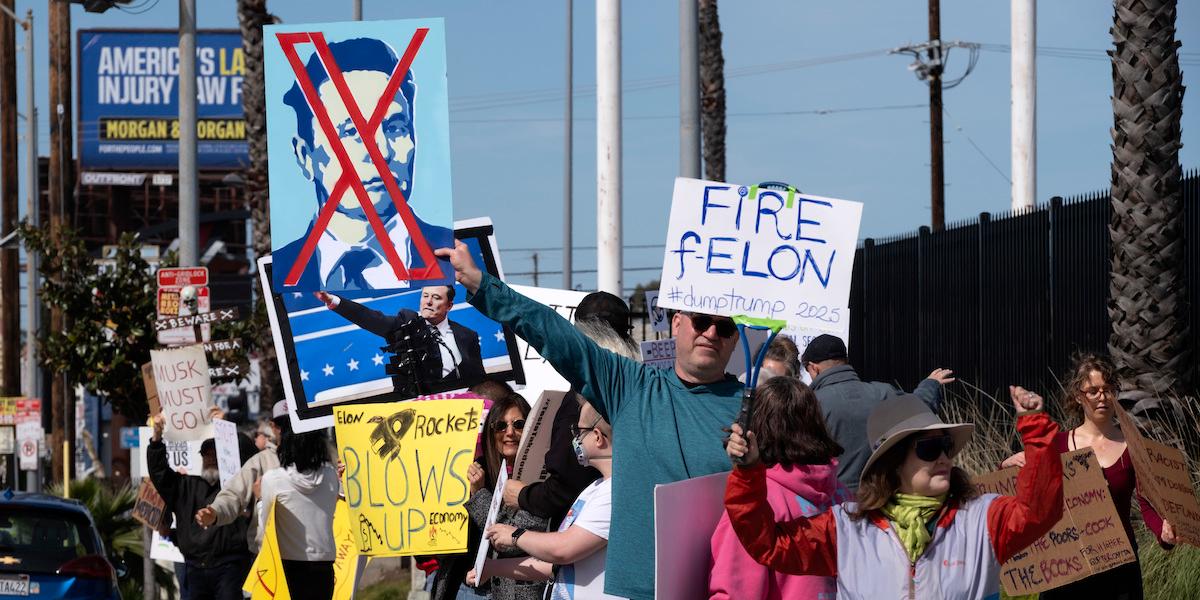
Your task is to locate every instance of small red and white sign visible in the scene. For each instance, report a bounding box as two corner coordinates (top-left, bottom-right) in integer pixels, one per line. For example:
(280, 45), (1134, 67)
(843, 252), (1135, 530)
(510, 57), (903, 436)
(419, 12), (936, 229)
(17, 421), (42, 471)
(157, 267), (209, 289)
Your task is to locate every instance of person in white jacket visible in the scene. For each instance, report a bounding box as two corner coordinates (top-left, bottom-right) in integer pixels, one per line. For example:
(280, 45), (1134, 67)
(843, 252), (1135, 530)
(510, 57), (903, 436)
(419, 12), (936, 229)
(197, 401), (289, 551)
(258, 426), (340, 599)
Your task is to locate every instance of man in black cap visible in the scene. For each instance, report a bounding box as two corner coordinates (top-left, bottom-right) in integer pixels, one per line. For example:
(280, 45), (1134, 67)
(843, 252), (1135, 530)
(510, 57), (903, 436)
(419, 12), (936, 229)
(801, 334), (955, 493)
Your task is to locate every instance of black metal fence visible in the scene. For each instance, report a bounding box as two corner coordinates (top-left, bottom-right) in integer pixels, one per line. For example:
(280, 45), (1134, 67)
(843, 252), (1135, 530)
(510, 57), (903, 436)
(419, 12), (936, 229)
(848, 169), (1199, 399)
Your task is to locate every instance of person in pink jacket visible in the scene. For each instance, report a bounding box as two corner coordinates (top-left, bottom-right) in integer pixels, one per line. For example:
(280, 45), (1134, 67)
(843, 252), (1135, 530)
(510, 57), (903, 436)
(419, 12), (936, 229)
(709, 377), (847, 600)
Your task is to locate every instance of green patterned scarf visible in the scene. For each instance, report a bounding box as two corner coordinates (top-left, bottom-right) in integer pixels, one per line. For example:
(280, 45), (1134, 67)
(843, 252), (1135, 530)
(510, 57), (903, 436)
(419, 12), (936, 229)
(881, 493), (947, 563)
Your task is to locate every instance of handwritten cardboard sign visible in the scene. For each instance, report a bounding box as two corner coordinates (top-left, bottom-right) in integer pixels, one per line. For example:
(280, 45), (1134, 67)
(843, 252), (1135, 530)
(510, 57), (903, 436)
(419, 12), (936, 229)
(150, 344), (214, 442)
(334, 398), (483, 557)
(512, 391), (567, 484)
(132, 478), (167, 529)
(1116, 406), (1200, 547)
(213, 418), (241, 487)
(142, 362), (161, 416)
(973, 449), (1135, 595)
(657, 177), (862, 332)
(474, 458), (508, 578)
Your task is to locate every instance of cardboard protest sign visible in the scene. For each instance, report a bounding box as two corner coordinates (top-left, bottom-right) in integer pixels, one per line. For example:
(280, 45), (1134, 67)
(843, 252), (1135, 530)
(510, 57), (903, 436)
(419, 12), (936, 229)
(244, 500), (291, 599)
(334, 398), (483, 556)
(657, 178), (862, 333)
(142, 362), (161, 416)
(474, 458), (508, 578)
(654, 471), (729, 600)
(131, 478), (167, 530)
(150, 345), (215, 441)
(261, 219), (524, 433)
(213, 418), (241, 487)
(331, 500), (363, 600)
(265, 18), (454, 293)
(512, 391), (567, 484)
(973, 449), (1135, 594)
(509, 285), (589, 402)
(1116, 406), (1200, 546)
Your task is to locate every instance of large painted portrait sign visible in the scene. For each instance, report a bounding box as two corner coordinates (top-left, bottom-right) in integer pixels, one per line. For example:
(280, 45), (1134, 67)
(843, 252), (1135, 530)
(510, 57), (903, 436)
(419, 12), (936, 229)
(265, 19), (454, 293)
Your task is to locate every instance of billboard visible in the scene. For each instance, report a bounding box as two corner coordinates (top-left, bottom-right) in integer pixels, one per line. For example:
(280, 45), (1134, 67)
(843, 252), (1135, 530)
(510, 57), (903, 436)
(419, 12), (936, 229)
(78, 29), (248, 170)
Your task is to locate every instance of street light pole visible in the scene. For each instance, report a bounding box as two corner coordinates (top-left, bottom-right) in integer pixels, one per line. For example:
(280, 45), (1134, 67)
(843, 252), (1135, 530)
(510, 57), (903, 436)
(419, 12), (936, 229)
(178, 0), (199, 266)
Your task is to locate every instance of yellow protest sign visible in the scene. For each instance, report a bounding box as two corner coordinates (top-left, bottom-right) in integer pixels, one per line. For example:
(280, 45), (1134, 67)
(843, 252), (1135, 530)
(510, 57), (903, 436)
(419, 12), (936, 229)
(243, 501), (290, 600)
(335, 398), (483, 557)
(332, 499), (361, 600)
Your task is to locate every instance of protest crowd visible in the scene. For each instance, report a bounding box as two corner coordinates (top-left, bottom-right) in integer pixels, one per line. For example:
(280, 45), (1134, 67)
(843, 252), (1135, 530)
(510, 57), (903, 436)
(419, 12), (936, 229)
(28, 13), (1193, 600)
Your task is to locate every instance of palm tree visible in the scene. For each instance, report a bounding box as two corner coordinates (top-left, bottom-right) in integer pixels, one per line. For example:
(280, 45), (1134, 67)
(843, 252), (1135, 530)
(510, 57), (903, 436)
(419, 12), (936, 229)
(698, 0), (726, 182)
(1106, 0), (1189, 396)
(238, 0), (282, 405)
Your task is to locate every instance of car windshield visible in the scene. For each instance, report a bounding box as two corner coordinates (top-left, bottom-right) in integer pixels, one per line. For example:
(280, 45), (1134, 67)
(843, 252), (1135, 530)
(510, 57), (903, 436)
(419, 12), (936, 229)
(0, 507), (98, 575)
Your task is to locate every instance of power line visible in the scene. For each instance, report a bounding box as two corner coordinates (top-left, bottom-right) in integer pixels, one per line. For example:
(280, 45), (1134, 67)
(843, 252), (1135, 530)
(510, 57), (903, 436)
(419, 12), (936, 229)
(451, 103), (925, 124)
(979, 43), (1200, 65)
(448, 48), (892, 113)
(941, 106), (1011, 185)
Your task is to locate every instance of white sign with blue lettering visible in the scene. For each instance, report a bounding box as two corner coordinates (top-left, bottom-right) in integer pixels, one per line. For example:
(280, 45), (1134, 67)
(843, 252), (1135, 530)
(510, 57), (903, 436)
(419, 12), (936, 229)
(657, 178), (862, 332)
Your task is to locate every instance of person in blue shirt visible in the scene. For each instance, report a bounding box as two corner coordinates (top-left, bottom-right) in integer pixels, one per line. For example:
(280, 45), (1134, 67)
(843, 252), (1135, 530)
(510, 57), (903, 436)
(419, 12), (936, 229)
(436, 241), (741, 600)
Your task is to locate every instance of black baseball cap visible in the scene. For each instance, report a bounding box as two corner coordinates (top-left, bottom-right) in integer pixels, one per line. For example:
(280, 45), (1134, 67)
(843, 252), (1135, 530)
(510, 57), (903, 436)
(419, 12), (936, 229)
(576, 291), (632, 336)
(801, 334), (848, 365)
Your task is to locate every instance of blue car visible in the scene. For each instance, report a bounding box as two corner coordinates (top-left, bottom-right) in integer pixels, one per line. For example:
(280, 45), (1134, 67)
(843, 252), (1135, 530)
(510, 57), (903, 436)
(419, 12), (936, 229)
(0, 490), (121, 599)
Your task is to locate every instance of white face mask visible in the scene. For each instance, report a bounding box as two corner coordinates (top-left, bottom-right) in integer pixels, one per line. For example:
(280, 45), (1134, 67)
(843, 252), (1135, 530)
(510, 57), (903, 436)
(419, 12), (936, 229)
(571, 435), (589, 467)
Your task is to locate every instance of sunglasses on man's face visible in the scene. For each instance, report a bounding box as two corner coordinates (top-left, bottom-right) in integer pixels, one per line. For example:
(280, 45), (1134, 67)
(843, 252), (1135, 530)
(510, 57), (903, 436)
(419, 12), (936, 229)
(911, 434), (955, 462)
(491, 419), (526, 433)
(685, 313), (738, 339)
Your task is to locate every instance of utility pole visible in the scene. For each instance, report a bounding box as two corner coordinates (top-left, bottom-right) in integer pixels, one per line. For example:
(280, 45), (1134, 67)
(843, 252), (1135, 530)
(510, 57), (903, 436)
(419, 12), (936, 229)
(48, 0), (73, 485)
(178, 0), (199, 266)
(0, 0), (19, 398)
(562, 0), (572, 290)
(892, 12), (980, 231)
(1011, 0), (1036, 212)
(531, 252), (539, 287)
(927, 0), (945, 231)
(679, 0), (700, 178)
(596, 0), (622, 296)
(353, 0), (361, 20)
(21, 9), (38, 413)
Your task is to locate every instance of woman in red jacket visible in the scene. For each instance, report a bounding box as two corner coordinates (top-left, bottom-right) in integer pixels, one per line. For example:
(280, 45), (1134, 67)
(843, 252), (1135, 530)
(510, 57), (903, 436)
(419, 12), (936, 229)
(724, 386), (1062, 599)
(708, 377), (847, 600)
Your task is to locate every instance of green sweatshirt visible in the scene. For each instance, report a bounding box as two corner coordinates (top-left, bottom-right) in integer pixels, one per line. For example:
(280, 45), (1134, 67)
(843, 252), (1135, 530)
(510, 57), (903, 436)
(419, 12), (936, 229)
(470, 273), (742, 600)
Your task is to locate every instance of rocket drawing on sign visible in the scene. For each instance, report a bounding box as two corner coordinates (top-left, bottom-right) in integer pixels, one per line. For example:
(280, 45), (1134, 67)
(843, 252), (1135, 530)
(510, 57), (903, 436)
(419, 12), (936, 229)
(369, 408), (416, 461)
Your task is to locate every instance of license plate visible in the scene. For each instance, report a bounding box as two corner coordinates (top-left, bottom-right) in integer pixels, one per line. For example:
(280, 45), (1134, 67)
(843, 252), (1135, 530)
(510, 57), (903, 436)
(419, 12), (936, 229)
(0, 575), (28, 596)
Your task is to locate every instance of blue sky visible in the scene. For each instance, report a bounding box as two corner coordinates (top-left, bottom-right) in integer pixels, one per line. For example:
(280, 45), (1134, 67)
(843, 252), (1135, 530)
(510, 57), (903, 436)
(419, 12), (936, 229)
(10, 0), (1200, 293)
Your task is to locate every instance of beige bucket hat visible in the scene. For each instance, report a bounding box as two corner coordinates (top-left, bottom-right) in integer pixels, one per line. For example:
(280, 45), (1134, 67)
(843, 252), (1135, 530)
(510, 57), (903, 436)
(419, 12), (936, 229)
(859, 394), (975, 488)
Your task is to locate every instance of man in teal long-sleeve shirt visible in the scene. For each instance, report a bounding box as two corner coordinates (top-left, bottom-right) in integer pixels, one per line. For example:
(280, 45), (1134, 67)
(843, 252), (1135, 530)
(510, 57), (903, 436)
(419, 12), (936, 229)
(437, 241), (741, 600)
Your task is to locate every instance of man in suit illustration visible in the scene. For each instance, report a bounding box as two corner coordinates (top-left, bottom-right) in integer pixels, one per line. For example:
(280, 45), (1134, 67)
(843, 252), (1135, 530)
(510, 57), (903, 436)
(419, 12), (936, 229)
(315, 286), (485, 387)
(274, 36), (453, 291)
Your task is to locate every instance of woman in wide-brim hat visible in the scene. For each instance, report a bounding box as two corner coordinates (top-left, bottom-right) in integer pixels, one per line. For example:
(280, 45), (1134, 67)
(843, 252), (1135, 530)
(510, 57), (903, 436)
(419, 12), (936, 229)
(724, 386), (1064, 600)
